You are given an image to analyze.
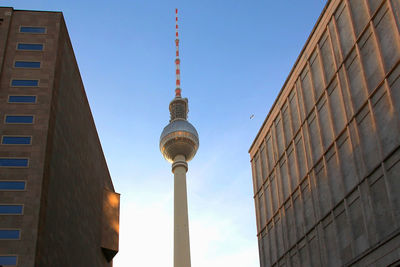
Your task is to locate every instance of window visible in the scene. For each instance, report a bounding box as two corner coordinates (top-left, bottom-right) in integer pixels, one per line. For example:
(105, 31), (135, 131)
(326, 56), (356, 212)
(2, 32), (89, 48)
(2, 136), (31, 145)
(8, 96), (36, 103)
(14, 61), (40, 68)
(0, 181), (26, 191)
(11, 79), (38, 87)
(0, 256), (17, 266)
(17, 43), (43, 51)
(0, 205), (23, 215)
(0, 230), (20, 239)
(0, 159), (29, 167)
(5, 115), (34, 124)
(20, 26), (46, 33)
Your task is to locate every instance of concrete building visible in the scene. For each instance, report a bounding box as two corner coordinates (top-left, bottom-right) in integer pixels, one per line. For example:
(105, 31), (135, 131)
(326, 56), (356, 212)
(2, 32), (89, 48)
(249, 0), (400, 266)
(159, 9), (199, 267)
(0, 8), (119, 266)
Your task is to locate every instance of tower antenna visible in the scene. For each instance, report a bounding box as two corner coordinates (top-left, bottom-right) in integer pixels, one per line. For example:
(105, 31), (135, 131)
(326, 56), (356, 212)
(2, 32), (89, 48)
(160, 8), (199, 267)
(175, 8), (181, 97)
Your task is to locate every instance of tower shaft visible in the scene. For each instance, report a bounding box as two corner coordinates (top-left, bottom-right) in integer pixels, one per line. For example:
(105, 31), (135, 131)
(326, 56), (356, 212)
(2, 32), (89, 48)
(172, 154), (191, 267)
(160, 8), (198, 267)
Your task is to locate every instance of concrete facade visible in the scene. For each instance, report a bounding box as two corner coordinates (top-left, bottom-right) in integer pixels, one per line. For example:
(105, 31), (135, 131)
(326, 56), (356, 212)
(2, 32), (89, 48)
(0, 8), (119, 266)
(249, 0), (400, 266)
(173, 155), (191, 267)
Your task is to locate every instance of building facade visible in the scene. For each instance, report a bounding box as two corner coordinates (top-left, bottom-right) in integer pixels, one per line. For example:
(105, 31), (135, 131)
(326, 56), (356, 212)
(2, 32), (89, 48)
(249, 0), (400, 266)
(0, 8), (119, 266)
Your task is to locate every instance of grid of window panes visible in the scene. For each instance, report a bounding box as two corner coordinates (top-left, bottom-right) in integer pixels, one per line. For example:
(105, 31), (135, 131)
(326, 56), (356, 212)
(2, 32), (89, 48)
(0, 23), (47, 264)
(250, 1), (400, 266)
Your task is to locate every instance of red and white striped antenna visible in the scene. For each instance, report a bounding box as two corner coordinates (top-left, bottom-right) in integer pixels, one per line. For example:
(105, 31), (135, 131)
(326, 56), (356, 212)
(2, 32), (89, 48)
(175, 8), (181, 97)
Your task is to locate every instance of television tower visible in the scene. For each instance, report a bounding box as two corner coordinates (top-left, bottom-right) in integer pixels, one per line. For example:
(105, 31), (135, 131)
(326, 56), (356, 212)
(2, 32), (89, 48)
(159, 8), (199, 267)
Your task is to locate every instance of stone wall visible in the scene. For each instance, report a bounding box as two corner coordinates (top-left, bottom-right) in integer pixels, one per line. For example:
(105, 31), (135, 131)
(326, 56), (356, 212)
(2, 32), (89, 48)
(249, 0), (400, 266)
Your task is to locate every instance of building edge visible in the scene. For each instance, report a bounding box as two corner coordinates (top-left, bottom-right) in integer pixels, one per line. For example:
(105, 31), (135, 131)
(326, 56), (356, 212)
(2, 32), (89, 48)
(249, 0), (332, 154)
(31, 11), (119, 266)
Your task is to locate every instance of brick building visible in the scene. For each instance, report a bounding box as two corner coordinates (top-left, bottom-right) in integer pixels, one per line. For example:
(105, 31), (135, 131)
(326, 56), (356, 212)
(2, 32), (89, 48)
(0, 8), (119, 266)
(249, 0), (400, 266)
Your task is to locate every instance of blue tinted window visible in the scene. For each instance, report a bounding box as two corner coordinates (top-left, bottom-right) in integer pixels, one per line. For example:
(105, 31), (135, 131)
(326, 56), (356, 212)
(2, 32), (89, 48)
(8, 96), (36, 103)
(11, 80), (38, 87)
(0, 159), (29, 167)
(5, 115), (34, 123)
(0, 181), (25, 190)
(2, 136), (31, 145)
(20, 26), (46, 33)
(0, 256), (17, 265)
(17, 43), (43, 51)
(0, 230), (20, 239)
(14, 61), (40, 68)
(0, 205), (23, 215)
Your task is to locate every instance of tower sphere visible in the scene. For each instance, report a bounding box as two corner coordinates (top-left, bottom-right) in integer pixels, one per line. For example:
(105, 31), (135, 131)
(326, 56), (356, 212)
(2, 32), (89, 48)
(160, 119), (199, 163)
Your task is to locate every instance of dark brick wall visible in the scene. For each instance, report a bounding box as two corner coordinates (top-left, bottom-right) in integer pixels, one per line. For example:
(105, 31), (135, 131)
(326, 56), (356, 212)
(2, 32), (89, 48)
(0, 9), (61, 266)
(35, 16), (117, 267)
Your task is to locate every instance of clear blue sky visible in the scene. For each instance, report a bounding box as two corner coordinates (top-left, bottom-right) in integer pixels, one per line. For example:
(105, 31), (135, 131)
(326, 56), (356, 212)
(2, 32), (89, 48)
(3, 1), (326, 266)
